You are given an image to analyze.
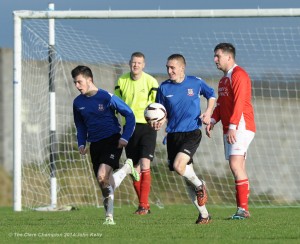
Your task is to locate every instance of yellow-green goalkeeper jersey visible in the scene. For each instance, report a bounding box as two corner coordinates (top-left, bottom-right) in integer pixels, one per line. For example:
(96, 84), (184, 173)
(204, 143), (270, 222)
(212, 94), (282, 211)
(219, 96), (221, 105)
(115, 72), (158, 124)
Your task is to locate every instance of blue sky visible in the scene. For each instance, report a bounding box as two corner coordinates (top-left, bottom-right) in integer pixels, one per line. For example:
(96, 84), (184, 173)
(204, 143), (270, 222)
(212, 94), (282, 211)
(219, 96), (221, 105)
(1, 0), (300, 74)
(2, 0), (300, 48)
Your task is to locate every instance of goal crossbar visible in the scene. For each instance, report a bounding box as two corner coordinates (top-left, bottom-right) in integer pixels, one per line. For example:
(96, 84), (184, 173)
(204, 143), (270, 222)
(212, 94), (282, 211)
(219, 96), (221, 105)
(14, 8), (300, 19)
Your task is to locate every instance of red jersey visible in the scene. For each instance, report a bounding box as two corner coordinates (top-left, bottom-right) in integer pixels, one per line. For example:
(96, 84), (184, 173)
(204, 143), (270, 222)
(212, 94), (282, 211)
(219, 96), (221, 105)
(211, 65), (256, 134)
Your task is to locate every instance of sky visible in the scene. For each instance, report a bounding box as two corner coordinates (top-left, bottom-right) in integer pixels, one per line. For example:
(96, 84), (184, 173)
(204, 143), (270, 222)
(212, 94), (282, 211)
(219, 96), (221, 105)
(1, 0), (300, 74)
(2, 0), (300, 49)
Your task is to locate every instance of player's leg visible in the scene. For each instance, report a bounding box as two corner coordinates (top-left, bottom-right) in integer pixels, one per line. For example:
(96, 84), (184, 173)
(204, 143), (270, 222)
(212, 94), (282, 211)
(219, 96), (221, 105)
(90, 140), (115, 224)
(97, 164), (116, 225)
(132, 164), (141, 200)
(90, 134), (128, 225)
(134, 125), (156, 215)
(173, 153), (207, 206)
(167, 130), (209, 224)
(224, 130), (255, 219)
(185, 177), (211, 224)
(171, 130), (208, 207)
(229, 155), (250, 219)
(124, 126), (142, 201)
(134, 158), (151, 214)
(112, 158), (140, 189)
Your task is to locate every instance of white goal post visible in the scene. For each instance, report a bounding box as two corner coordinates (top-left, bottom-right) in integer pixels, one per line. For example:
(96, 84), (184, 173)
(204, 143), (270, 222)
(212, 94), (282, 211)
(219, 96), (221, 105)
(13, 5), (300, 211)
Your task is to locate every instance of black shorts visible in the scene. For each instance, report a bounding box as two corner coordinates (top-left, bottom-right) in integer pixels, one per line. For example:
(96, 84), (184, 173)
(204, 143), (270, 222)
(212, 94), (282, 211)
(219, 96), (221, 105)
(125, 123), (157, 165)
(89, 133), (123, 177)
(167, 129), (202, 171)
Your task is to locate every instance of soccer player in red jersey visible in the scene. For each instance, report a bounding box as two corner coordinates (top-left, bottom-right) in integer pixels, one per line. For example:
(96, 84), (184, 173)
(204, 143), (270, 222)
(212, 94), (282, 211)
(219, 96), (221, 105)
(206, 43), (256, 219)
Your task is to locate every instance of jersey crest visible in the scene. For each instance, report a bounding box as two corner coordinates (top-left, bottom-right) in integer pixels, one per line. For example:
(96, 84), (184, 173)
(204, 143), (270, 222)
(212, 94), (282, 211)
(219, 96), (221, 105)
(98, 104), (104, 111)
(187, 89), (194, 96)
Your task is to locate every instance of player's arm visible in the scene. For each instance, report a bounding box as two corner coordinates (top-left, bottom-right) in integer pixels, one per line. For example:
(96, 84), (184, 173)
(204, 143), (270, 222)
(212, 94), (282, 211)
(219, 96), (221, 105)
(110, 94), (135, 146)
(206, 100), (220, 138)
(199, 79), (216, 126)
(229, 70), (248, 128)
(73, 103), (88, 154)
(226, 70), (248, 144)
(200, 97), (215, 125)
(148, 77), (159, 103)
(114, 78), (122, 99)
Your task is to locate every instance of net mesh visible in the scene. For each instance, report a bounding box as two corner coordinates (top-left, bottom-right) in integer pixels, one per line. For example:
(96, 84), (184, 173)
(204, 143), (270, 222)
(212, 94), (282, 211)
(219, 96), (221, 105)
(19, 17), (300, 209)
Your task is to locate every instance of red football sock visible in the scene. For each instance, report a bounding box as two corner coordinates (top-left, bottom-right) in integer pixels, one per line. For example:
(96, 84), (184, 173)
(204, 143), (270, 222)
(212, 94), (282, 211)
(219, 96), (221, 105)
(140, 169), (151, 209)
(235, 179), (250, 211)
(133, 173), (142, 200)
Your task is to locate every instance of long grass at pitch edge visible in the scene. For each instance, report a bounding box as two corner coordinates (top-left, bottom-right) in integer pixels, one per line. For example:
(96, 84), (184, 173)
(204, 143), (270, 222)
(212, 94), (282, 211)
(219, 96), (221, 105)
(1, 205), (299, 243)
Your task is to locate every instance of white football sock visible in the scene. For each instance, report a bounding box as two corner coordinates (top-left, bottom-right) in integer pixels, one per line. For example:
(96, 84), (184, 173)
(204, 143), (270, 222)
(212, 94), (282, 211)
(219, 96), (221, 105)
(112, 167), (127, 189)
(185, 179), (209, 218)
(102, 185), (114, 217)
(183, 164), (203, 188)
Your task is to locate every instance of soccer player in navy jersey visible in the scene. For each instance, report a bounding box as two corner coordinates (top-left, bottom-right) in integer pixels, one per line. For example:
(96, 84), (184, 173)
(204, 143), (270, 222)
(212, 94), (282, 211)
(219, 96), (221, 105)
(115, 52), (158, 215)
(152, 54), (216, 224)
(72, 65), (140, 225)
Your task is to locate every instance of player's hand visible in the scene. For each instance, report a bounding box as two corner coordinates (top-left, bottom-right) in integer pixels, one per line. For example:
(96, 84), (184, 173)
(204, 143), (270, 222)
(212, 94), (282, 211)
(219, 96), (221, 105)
(205, 123), (214, 138)
(226, 129), (237, 144)
(150, 117), (167, 131)
(118, 138), (128, 148)
(200, 111), (211, 125)
(79, 145), (87, 155)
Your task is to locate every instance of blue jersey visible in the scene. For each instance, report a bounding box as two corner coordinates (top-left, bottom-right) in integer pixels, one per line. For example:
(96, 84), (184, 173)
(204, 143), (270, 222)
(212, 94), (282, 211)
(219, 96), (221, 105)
(156, 76), (215, 133)
(73, 89), (135, 147)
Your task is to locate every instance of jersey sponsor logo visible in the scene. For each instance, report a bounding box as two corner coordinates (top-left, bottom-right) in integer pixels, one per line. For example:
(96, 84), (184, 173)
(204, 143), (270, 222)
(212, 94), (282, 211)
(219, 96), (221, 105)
(166, 94), (173, 98)
(140, 88), (145, 93)
(187, 89), (194, 96)
(98, 104), (104, 111)
(79, 107), (85, 110)
(110, 154), (115, 159)
(218, 87), (229, 97)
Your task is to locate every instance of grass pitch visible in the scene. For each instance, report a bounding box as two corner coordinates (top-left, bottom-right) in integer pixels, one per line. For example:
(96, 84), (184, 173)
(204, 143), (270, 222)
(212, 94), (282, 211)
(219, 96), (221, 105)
(1, 205), (299, 244)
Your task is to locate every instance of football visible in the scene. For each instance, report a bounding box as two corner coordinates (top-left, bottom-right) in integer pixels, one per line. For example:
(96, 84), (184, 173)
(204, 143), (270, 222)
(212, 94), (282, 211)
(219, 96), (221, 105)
(144, 103), (167, 123)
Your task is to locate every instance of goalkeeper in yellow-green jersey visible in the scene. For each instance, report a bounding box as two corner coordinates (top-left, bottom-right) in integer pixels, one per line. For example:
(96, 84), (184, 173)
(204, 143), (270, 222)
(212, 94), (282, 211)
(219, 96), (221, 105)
(115, 52), (158, 215)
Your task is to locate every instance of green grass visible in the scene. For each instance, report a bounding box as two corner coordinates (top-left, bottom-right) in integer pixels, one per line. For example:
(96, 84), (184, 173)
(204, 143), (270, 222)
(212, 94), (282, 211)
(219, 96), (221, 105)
(1, 205), (299, 244)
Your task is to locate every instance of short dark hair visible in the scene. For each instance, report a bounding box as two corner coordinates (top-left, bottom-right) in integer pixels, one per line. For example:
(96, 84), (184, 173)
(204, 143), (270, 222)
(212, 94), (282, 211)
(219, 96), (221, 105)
(71, 65), (93, 79)
(131, 52), (145, 60)
(167, 53), (186, 66)
(214, 43), (236, 58)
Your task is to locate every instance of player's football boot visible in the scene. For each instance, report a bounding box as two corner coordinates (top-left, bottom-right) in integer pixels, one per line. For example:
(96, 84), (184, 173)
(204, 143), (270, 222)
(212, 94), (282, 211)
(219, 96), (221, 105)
(134, 206), (151, 215)
(195, 181), (208, 206)
(103, 216), (116, 225)
(231, 207), (250, 220)
(125, 159), (140, 181)
(195, 213), (211, 224)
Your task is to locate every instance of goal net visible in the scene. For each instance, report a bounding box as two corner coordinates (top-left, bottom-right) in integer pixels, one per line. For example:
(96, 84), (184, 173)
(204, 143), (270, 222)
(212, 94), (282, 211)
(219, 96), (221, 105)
(14, 8), (300, 210)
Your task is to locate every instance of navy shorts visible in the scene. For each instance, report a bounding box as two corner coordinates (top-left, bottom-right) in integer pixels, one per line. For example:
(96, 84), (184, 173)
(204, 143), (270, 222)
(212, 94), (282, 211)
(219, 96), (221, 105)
(125, 123), (157, 165)
(167, 129), (202, 171)
(89, 133), (123, 177)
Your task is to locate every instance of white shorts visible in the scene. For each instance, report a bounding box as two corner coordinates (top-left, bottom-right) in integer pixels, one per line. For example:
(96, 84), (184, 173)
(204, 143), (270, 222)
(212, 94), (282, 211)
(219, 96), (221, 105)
(223, 130), (255, 160)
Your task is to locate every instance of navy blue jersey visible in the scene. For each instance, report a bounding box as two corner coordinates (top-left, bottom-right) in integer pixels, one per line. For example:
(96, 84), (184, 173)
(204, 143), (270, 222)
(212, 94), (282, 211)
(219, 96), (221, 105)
(73, 89), (135, 147)
(156, 76), (215, 133)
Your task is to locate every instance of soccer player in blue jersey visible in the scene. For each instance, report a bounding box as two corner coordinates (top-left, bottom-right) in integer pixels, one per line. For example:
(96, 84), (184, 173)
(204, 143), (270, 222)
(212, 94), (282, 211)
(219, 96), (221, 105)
(153, 54), (216, 224)
(72, 65), (140, 225)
